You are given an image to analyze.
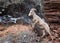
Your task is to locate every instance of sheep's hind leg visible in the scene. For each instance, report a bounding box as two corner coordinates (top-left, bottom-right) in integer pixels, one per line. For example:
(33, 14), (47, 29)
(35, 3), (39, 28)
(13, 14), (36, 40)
(41, 30), (45, 38)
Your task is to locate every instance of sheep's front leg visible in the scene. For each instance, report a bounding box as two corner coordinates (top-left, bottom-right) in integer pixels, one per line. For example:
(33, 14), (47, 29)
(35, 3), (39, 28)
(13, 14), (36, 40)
(32, 20), (38, 28)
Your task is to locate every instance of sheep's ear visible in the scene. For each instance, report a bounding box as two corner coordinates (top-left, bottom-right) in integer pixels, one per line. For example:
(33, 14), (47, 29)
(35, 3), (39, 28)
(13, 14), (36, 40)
(32, 8), (36, 11)
(34, 9), (36, 11)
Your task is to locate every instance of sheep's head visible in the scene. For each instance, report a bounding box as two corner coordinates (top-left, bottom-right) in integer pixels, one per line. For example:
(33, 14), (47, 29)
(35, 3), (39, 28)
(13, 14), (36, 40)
(28, 8), (36, 16)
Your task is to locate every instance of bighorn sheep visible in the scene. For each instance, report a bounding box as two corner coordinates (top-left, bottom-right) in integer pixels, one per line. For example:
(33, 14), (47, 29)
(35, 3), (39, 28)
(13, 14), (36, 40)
(28, 8), (53, 40)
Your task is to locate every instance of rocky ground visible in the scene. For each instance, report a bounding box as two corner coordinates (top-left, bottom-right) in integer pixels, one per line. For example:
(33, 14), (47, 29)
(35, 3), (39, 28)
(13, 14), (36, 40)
(43, 0), (60, 43)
